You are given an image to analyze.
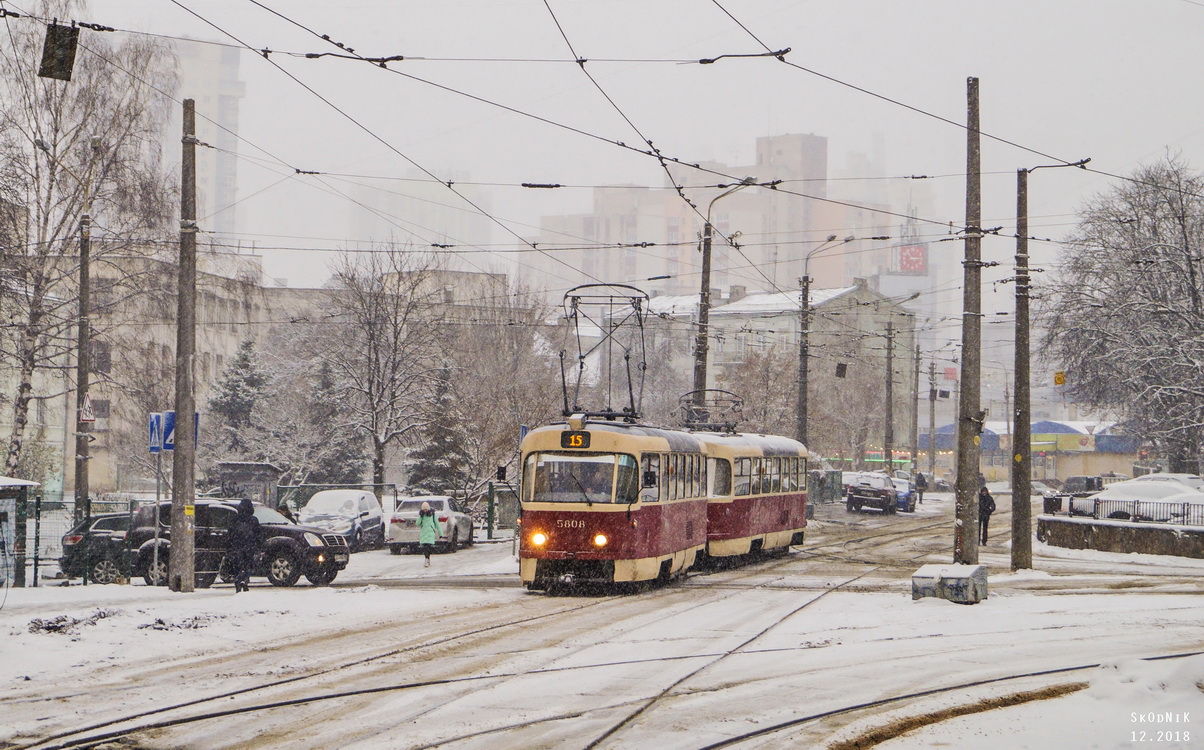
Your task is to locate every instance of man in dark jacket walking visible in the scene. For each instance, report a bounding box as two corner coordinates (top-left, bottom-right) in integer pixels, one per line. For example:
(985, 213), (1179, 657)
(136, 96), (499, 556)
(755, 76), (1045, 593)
(978, 486), (996, 545)
(914, 472), (927, 504)
(228, 499), (261, 592)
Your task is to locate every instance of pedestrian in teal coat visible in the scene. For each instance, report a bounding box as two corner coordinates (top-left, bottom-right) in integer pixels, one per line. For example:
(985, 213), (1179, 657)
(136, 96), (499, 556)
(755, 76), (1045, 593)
(417, 501), (440, 567)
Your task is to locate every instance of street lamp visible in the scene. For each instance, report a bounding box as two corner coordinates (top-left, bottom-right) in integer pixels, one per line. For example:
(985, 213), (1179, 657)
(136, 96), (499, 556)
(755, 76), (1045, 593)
(795, 235), (857, 444)
(34, 136), (102, 528)
(1012, 157), (1089, 571)
(987, 359), (1012, 486)
(692, 177), (756, 417)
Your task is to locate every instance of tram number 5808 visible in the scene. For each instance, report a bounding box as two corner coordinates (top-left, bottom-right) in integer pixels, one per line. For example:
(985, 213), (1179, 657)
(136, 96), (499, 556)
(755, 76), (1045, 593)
(560, 431), (591, 449)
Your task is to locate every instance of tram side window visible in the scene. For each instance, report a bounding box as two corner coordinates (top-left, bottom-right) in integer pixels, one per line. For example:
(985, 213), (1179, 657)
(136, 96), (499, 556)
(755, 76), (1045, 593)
(712, 458), (732, 496)
(616, 454), (639, 504)
(676, 454), (686, 499)
(641, 454), (660, 502)
(734, 457), (751, 496)
(523, 454), (535, 502)
(784, 457), (797, 491)
(766, 457), (778, 492)
(751, 458), (765, 495)
(689, 454), (699, 498)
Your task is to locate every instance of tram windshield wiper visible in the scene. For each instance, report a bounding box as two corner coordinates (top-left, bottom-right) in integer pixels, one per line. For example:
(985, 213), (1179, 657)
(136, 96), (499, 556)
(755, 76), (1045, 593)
(570, 473), (594, 506)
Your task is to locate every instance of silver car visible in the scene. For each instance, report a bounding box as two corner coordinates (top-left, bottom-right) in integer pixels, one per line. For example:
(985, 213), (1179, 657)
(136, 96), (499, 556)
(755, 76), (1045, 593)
(388, 496), (474, 555)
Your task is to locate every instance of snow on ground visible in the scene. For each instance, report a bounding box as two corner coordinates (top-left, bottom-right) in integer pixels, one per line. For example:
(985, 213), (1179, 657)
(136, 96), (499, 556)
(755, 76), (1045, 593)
(873, 654), (1204, 750)
(2, 528), (1202, 748)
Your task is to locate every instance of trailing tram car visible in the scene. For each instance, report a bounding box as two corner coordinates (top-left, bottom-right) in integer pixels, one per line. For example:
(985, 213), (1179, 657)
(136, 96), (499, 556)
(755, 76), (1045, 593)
(693, 432), (809, 559)
(518, 416), (710, 591)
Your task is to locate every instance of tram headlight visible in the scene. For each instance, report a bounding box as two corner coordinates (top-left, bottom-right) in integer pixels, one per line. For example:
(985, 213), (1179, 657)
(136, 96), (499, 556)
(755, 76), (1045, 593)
(593, 533), (608, 547)
(531, 532), (548, 546)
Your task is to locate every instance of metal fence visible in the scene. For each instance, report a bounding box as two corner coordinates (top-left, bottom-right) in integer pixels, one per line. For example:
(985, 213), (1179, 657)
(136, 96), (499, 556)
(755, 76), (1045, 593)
(1057, 496), (1204, 527)
(9, 496), (143, 585)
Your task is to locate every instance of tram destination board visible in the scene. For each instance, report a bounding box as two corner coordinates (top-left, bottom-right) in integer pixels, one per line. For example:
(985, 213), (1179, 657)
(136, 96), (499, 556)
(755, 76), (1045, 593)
(560, 431), (591, 449)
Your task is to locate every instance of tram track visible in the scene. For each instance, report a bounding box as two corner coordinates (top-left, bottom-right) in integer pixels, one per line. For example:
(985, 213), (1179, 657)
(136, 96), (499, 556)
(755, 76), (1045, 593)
(18, 501), (1191, 750)
(11, 547), (840, 750)
(696, 649), (1204, 749)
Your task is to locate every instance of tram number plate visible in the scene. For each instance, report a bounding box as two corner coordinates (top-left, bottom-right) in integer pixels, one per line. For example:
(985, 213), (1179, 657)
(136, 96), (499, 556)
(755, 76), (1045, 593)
(560, 430), (591, 449)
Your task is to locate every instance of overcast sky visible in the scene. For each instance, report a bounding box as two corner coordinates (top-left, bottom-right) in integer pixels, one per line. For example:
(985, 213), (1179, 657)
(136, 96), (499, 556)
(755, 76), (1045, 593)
(40, 0), (1204, 296)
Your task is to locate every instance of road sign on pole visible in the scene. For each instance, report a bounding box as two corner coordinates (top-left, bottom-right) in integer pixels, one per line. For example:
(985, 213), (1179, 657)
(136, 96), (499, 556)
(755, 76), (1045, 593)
(162, 411), (198, 452)
(149, 412), (163, 453)
(79, 392), (96, 423)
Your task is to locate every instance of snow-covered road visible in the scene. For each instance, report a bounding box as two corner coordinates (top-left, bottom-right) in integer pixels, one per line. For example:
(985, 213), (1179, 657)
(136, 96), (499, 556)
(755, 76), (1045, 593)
(2, 494), (1201, 749)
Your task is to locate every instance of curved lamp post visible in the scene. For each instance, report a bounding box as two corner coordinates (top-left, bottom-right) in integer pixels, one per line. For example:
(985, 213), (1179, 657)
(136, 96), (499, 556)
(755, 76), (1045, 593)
(692, 177), (756, 415)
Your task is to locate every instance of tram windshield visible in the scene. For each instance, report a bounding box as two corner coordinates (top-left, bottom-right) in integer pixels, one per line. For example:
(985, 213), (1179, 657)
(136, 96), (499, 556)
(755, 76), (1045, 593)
(524, 452), (639, 504)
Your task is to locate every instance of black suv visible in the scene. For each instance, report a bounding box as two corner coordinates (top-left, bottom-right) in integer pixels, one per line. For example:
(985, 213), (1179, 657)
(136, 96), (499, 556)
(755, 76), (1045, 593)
(127, 501), (350, 588)
(60, 512), (131, 584)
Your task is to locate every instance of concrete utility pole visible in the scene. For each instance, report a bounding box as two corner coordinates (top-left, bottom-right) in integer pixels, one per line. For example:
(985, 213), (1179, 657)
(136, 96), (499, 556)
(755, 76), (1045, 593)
(955, 77), (983, 564)
(693, 178), (755, 416)
(1013, 167), (1033, 571)
(928, 360), (937, 476)
(170, 99), (198, 593)
(911, 343), (921, 472)
(884, 320), (894, 474)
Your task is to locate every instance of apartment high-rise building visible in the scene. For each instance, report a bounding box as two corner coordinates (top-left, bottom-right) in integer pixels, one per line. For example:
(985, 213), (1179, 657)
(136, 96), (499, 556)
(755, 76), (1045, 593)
(175, 40), (245, 239)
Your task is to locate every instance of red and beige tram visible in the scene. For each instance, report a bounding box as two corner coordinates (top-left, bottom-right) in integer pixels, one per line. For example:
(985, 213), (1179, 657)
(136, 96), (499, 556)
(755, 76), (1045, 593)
(518, 415), (809, 592)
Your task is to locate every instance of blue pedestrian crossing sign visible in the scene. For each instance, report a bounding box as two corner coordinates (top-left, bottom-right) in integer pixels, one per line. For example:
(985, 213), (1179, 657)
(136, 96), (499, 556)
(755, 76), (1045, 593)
(160, 410), (198, 452)
(149, 412), (163, 454)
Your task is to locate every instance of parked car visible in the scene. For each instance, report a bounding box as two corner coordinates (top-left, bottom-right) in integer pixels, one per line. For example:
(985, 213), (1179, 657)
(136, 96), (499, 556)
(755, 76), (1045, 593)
(128, 500), (350, 587)
(841, 471), (863, 497)
(59, 512), (131, 584)
(1063, 480), (1202, 520)
(847, 473), (897, 514)
(1060, 475), (1105, 497)
(892, 478), (917, 513)
(388, 495), (474, 554)
(1130, 473), (1204, 492)
(298, 489), (385, 551)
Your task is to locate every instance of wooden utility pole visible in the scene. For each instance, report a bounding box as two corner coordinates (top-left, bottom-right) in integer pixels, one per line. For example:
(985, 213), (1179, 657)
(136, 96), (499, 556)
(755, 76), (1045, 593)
(796, 273), (811, 444)
(1012, 168), (1033, 570)
(955, 77), (983, 564)
(75, 194), (91, 521)
(928, 360), (937, 476)
(884, 320), (894, 474)
(692, 220), (713, 415)
(170, 99), (198, 592)
(73, 136), (101, 530)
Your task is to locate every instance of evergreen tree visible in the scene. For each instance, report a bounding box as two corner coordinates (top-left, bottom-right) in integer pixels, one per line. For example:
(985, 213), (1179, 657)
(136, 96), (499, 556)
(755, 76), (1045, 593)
(207, 339), (269, 456)
(306, 362), (369, 484)
(406, 373), (471, 493)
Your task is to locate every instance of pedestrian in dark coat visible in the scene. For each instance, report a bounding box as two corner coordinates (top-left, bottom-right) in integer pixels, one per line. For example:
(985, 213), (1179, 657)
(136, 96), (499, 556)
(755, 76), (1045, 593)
(914, 472), (927, 504)
(978, 486), (996, 545)
(227, 498), (261, 592)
